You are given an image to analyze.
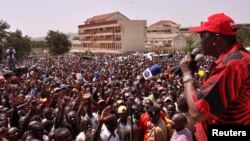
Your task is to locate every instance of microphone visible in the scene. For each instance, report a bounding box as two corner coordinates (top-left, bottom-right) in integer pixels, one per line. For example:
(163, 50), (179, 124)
(142, 64), (161, 80)
(137, 64), (161, 84)
(171, 48), (204, 76)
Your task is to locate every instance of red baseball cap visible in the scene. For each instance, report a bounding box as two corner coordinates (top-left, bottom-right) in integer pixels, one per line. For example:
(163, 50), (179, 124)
(97, 99), (106, 104)
(189, 13), (237, 35)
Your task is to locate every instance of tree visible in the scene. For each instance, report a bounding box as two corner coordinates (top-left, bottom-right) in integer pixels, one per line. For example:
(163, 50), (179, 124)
(0, 20), (10, 42)
(237, 27), (250, 47)
(0, 20), (10, 60)
(184, 34), (200, 52)
(45, 30), (71, 55)
(4, 30), (32, 59)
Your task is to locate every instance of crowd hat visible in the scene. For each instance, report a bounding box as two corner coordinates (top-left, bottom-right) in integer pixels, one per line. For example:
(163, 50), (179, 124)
(117, 105), (127, 114)
(189, 13), (237, 35)
(60, 84), (68, 90)
(97, 99), (106, 104)
(147, 106), (161, 115)
(157, 86), (165, 92)
(164, 96), (173, 103)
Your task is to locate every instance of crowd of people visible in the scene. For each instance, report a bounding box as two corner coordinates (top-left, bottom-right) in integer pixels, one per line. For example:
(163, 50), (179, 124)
(0, 48), (213, 141)
(0, 13), (249, 141)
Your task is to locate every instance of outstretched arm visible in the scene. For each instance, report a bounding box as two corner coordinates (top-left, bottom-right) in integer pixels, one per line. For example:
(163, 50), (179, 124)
(180, 53), (207, 122)
(92, 106), (112, 141)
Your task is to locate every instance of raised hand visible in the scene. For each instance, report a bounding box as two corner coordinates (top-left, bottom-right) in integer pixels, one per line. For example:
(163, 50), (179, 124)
(99, 106), (112, 122)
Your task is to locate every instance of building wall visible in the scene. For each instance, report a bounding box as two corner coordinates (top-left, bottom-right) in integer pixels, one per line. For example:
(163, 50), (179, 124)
(147, 22), (180, 34)
(70, 40), (83, 53)
(120, 20), (147, 52)
(78, 20), (146, 53)
(172, 34), (187, 49)
(146, 33), (187, 49)
(146, 34), (169, 47)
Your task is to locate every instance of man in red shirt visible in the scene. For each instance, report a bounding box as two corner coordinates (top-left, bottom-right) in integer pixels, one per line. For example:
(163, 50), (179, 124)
(138, 106), (168, 141)
(180, 13), (250, 141)
(138, 99), (167, 141)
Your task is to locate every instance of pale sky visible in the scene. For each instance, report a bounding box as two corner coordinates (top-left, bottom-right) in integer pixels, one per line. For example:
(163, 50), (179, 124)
(1, 0), (249, 37)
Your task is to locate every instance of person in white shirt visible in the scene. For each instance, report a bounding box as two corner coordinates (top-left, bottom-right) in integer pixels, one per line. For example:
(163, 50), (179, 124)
(170, 113), (193, 141)
(6, 47), (16, 71)
(92, 106), (120, 141)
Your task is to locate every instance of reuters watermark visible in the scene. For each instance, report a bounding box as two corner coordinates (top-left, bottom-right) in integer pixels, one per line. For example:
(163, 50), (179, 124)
(212, 129), (246, 136)
(208, 125), (249, 140)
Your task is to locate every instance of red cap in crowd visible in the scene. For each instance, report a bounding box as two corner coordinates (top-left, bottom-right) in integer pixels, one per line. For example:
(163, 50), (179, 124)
(189, 13), (237, 35)
(97, 99), (106, 105)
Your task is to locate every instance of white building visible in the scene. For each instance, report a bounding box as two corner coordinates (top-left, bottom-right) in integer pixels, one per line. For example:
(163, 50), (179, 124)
(77, 12), (147, 54)
(146, 20), (187, 49)
(146, 33), (187, 49)
(70, 40), (82, 53)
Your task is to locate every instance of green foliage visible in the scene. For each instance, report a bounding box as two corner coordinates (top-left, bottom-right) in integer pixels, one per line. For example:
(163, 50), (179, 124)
(185, 34), (200, 52)
(186, 36), (195, 51)
(237, 27), (250, 47)
(0, 20), (10, 60)
(4, 30), (32, 59)
(31, 40), (47, 48)
(0, 20), (10, 41)
(45, 30), (71, 55)
(159, 47), (175, 54)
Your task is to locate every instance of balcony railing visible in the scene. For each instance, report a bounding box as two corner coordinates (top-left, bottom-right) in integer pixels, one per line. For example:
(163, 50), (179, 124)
(95, 30), (113, 34)
(94, 38), (112, 41)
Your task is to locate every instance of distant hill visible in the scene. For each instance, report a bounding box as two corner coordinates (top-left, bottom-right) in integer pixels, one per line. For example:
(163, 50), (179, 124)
(67, 32), (78, 40)
(31, 37), (45, 41)
(31, 32), (78, 41)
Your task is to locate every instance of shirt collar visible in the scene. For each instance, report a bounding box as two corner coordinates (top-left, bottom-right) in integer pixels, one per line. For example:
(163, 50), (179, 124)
(214, 43), (243, 65)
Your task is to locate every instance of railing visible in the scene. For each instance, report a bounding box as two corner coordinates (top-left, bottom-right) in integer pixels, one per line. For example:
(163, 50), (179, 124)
(95, 30), (113, 34)
(94, 38), (113, 41)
